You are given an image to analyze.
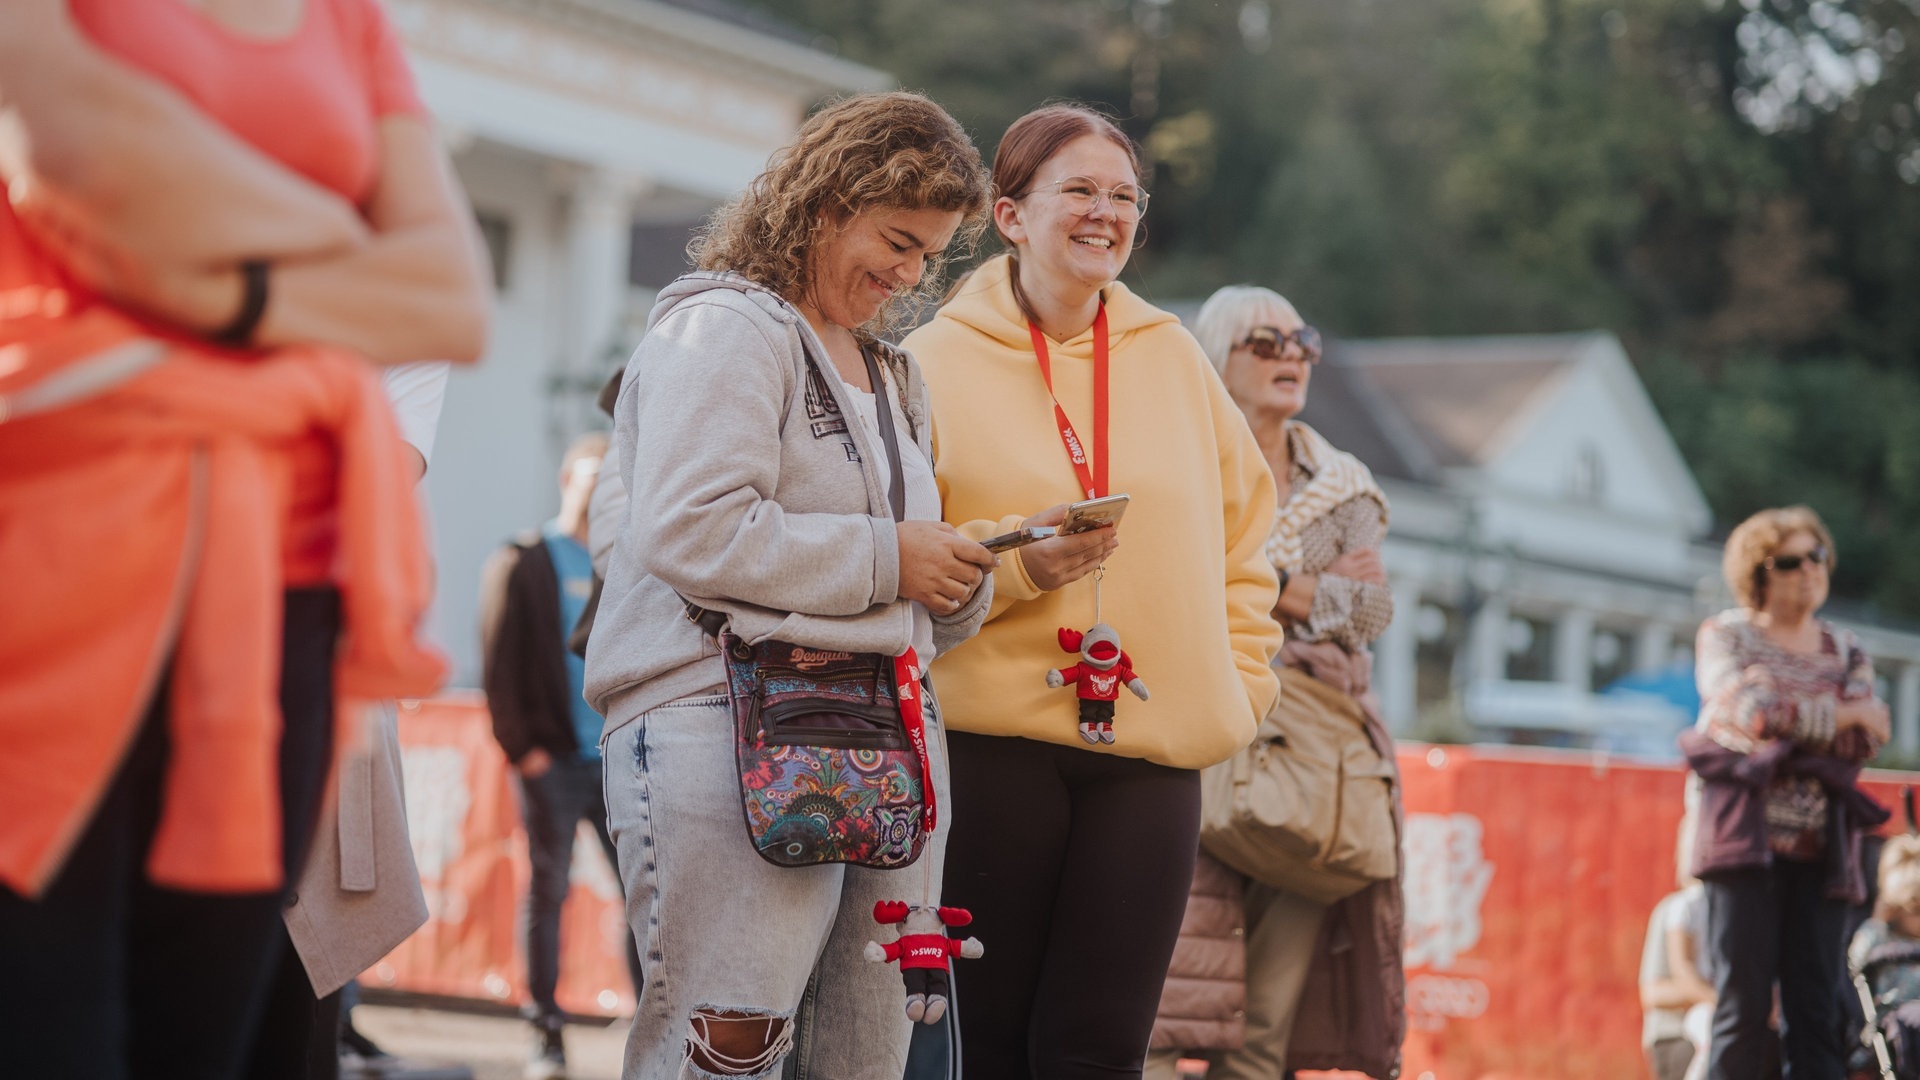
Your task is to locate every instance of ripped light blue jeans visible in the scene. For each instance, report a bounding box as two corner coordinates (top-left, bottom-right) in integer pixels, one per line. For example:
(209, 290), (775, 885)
(602, 692), (951, 1080)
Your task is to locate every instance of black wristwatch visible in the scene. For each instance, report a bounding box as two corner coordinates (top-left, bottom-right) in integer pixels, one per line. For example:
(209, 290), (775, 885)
(1277, 567), (1292, 596)
(212, 259), (271, 348)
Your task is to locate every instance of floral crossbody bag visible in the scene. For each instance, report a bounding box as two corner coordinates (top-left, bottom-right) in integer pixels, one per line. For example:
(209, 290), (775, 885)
(681, 345), (934, 870)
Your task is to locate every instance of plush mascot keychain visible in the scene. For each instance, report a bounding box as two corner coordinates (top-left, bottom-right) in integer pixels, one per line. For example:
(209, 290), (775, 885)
(866, 902), (984, 1023)
(1025, 303), (1149, 745)
(1046, 621), (1148, 744)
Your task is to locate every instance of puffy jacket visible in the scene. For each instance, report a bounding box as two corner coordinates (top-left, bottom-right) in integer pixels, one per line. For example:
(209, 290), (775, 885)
(1149, 852), (1248, 1052)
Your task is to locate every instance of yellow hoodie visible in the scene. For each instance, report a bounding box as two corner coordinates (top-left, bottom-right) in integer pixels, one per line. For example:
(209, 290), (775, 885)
(904, 255), (1282, 769)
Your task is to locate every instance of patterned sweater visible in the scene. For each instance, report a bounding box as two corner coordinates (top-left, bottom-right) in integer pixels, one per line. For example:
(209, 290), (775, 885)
(1694, 609), (1877, 858)
(1275, 424), (1393, 653)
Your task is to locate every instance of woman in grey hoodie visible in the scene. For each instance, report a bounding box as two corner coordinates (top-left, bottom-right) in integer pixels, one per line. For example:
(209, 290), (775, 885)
(582, 93), (996, 1080)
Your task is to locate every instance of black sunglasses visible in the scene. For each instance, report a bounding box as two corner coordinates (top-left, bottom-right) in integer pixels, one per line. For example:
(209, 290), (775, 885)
(1764, 545), (1830, 573)
(1238, 325), (1322, 363)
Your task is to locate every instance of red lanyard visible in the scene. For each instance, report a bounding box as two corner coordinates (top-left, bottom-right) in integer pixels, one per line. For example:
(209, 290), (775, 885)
(1028, 304), (1109, 500)
(893, 650), (934, 834)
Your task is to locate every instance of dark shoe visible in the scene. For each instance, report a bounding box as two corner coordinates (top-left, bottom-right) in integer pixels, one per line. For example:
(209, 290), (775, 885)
(341, 1017), (392, 1063)
(524, 1021), (566, 1080)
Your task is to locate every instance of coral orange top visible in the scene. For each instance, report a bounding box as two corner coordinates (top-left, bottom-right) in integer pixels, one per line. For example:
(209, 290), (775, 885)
(0, 0), (452, 898)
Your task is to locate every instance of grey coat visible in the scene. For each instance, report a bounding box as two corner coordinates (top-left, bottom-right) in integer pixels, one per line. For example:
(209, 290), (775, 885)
(584, 272), (991, 722)
(282, 700), (428, 997)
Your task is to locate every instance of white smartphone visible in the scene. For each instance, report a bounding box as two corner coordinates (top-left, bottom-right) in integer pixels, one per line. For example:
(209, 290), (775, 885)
(1059, 493), (1130, 535)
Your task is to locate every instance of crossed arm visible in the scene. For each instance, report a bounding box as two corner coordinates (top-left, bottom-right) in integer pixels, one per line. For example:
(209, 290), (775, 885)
(0, 0), (491, 363)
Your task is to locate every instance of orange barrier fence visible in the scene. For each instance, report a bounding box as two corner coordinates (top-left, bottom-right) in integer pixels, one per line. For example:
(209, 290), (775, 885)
(369, 693), (636, 1017)
(377, 697), (1919, 1078)
(1395, 743), (1915, 1080)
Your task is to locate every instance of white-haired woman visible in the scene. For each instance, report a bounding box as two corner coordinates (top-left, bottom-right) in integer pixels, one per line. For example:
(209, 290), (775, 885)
(1146, 285), (1405, 1080)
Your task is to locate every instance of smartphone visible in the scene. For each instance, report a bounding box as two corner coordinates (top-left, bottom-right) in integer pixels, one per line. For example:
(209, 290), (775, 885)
(1059, 493), (1130, 535)
(981, 526), (1057, 553)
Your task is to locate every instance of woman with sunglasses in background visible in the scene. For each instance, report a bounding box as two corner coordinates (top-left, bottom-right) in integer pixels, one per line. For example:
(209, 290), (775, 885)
(1144, 285), (1405, 1080)
(902, 106), (1283, 1078)
(1685, 506), (1890, 1079)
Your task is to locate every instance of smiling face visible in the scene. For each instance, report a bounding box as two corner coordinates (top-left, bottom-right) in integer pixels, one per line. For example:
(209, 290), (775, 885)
(1760, 529), (1831, 618)
(1220, 302), (1313, 422)
(803, 205), (965, 331)
(994, 134), (1140, 303)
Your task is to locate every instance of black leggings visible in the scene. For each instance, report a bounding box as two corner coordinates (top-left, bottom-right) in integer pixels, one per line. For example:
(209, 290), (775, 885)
(941, 731), (1200, 1080)
(0, 589), (339, 1080)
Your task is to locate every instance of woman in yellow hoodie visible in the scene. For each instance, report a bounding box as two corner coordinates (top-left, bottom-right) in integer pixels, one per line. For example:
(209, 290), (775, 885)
(903, 105), (1284, 1079)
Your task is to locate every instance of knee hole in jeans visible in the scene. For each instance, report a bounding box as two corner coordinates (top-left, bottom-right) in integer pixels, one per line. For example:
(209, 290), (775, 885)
(685, 1006), (794, 1078)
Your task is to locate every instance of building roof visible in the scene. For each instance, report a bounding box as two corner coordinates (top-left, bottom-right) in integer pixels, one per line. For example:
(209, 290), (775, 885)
(1331, 334), (1594, 469)
(1157, 307), (1700, 521)
(519, 0), (890, 97)
(1294, 348), (1435, 483)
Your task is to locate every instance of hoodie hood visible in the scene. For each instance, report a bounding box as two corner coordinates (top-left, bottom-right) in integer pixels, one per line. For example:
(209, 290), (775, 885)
(645, 270), (923, 429)
(932, 254), (1178, 353)
(647, 270), (802, 335)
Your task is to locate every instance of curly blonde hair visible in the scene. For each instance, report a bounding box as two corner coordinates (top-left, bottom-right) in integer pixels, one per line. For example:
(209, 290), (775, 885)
(1722, 505), (1837, 609)
(690, 92), (991, 336)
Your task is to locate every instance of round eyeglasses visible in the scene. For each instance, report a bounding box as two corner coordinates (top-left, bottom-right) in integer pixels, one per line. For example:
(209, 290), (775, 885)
(1028, 176), (1150, 221)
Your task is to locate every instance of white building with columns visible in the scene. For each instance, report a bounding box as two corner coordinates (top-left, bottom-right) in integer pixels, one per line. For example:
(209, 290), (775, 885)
(1297, 332), (1920, 760)
(388, 0), (886, 682)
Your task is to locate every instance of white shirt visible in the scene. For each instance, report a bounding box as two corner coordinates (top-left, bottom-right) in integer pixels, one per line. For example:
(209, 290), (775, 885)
(380, 361), (451, 468)
(845, 375), (940, 662)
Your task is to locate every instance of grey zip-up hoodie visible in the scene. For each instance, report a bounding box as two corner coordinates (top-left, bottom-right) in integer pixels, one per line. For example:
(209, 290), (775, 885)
(583, 272), (992, 722)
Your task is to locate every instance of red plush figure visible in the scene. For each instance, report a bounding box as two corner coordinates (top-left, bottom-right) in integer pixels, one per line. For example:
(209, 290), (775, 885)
(864, 901), (984, 1024)
(1046, 623), (1148, 744)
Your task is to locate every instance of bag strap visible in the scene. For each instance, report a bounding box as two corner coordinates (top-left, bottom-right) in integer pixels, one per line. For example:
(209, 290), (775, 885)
(860, 344), (907, 524)
(682, 340), (905, 637)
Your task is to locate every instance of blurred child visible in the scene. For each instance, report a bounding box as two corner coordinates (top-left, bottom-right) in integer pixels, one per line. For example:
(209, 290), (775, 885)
(1642, 881), (1713, 1080)
(1852, 836), (1920, 1078)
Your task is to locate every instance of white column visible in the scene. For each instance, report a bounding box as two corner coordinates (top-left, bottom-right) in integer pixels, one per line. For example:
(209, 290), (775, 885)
(1897, 663), (1920, 758)
(1554, 608), (1594, 692)
(1634, 622), (1674, 673)
(1468, 594), (1510, 687)
(1374, 579), (1423, 735)
(558, 167), (649, 373)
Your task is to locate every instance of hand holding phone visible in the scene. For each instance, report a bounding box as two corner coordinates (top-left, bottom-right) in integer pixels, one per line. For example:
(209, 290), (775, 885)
(1016, 502), (1122, 592)
(1058, 493), (1130, 535)
(897, 521), (994, 612)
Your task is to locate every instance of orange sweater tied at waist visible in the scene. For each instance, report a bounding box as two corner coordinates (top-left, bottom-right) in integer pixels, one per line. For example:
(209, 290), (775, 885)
(0, 209), (447, 899)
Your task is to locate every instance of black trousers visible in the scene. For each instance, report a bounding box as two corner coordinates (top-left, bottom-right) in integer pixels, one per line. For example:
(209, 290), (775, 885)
(942, 731), (1200, 1080)
(243, 942), (344, 1080)
(515, 752), (645, 1023)
(1704, 859), (1850, 1080)
(0, 589), (339, 1080)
